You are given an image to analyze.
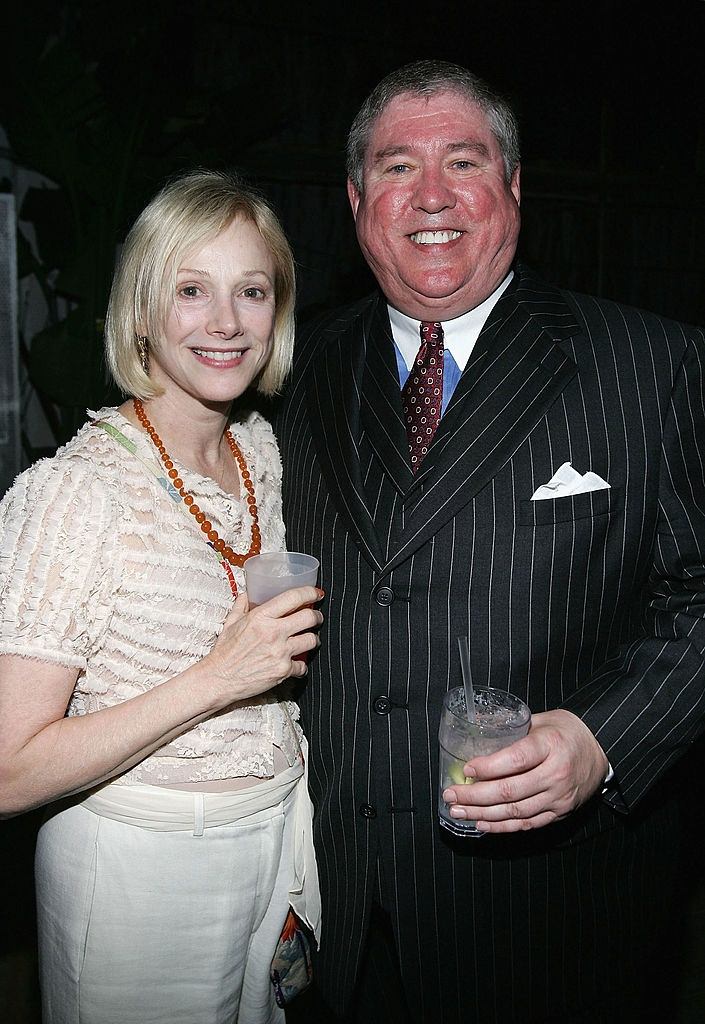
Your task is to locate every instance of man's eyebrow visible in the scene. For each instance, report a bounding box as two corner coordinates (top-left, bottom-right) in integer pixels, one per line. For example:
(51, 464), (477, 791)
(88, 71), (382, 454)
(447, 140), (490, 158)
(371, 145), (412, 164)
(372, 140), (491, 163)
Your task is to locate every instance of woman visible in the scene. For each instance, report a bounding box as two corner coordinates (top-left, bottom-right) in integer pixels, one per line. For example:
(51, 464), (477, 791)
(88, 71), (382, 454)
(0, 169), (322, 1023)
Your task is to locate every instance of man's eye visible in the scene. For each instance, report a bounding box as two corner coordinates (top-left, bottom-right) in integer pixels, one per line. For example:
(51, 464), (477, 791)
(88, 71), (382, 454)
(452, 160), (476, 170)
(388, 164), (410, 174)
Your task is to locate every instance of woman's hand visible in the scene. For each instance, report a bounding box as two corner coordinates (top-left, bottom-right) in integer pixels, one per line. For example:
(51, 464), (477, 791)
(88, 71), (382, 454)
(0, 586), (323, 816)
(205, 585), (323, 705)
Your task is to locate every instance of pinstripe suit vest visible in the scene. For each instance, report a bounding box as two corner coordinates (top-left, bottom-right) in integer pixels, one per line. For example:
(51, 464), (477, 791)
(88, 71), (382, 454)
(276, 264), (705, 1022)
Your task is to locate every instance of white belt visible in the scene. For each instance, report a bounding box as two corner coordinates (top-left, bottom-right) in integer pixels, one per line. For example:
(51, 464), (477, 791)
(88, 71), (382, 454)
(83, 763), (303, 833)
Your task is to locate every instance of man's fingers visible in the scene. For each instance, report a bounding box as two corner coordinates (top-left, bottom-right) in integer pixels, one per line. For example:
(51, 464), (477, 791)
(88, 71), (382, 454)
(443, 769), (543, 808)
(465, 733), (544, 781)
(447, 787), (554, 823)
(472, 812), (559, 834)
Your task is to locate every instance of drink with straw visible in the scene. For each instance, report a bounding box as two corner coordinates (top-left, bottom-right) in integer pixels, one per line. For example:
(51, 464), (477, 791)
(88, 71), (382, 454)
(438, 684), (531, 838)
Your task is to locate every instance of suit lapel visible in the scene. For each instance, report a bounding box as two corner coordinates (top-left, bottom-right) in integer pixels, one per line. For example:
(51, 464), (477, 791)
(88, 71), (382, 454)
(305, 296), (386, 571)
(305, 271), (583, 576)
(383, 269), (581, 573)
(359, 300), (415, 494)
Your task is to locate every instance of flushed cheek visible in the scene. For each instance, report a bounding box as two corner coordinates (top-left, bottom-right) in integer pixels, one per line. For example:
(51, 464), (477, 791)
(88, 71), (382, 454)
(472, 183), (519, 220)
(358, 191), (406, 238)
(357, 214), (404, 272)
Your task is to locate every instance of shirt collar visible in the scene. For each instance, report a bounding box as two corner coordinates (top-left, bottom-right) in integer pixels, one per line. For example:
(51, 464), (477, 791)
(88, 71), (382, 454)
(387, 271), (514, 372)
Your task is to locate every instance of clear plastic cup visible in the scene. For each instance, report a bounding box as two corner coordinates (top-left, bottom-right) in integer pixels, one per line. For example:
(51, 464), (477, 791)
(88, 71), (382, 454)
(244, 552), (319, 607)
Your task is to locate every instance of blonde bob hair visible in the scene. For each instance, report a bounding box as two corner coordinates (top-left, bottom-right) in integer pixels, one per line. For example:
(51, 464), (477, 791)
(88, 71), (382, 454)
(105, 169), (296, 398)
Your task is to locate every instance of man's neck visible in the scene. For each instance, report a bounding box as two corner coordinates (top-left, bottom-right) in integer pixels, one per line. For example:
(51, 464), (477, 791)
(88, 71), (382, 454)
(388, 271), (514, 373)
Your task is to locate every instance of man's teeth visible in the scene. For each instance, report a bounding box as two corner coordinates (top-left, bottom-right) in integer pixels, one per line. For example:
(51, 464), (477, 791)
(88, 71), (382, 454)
(411, 230), (462, 244)
(193, 349), (243, 361)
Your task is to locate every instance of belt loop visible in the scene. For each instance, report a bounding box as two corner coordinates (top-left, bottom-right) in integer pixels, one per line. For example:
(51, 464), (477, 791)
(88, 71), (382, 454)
(194, 793), (205, 837)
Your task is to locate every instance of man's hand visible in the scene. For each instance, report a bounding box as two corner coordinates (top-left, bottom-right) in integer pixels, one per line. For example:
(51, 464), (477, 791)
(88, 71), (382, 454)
(441, 710), (609, 833)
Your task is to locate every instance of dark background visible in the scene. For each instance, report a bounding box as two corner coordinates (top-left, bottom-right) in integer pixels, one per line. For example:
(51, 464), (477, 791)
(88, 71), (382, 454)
(2, 0), (705, 1018)
(3, 0), (705, 451)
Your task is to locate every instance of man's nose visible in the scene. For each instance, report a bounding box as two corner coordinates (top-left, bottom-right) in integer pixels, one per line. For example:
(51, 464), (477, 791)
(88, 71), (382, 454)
(411, 169), (457, 214)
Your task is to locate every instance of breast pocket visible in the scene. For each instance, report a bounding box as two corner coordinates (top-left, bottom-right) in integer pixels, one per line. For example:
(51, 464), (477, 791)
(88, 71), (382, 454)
(518, 485), (623, 527)
(512, 486), (626, 676)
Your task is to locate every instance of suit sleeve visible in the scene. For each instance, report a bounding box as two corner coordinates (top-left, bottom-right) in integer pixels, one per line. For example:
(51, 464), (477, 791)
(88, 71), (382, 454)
(563, 332), (705, 811)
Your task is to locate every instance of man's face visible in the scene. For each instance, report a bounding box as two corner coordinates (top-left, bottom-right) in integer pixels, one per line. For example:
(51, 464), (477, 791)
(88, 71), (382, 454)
(348, 90), (521, 321)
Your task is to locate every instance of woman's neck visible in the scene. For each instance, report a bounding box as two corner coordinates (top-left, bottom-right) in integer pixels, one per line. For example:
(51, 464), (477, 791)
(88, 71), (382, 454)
(120, 393), (237, 488)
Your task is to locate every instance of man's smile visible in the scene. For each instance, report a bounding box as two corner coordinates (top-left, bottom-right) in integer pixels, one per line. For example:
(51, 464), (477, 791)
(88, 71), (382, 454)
(409, 229), (463, 244)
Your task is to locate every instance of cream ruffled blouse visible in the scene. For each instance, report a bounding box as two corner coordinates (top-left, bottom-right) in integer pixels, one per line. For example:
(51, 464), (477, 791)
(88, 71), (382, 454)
(0, 406), (303, 785)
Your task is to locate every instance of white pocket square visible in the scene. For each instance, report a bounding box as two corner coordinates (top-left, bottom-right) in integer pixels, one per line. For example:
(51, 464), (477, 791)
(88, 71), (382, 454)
(531, 462), (610, 501)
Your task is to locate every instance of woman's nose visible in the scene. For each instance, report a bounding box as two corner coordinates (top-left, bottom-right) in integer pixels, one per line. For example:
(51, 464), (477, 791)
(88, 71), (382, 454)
(207, 297), (242, 339)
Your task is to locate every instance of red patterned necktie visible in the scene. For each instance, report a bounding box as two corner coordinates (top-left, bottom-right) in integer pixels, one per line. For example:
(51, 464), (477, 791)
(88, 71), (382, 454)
(401, 321), (444, 473)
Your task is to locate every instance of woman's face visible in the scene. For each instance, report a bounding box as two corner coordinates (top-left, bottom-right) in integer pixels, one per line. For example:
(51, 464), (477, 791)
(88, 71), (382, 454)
(150, 216), (276, 409)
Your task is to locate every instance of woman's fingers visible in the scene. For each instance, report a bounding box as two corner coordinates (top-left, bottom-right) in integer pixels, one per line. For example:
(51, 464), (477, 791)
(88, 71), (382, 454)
(224, 591), (250, 621)
(221, 591), (323, 648)
(245, 584), (323, 617)
(287, 626), (321, 661)
(207, 582), (324, 698)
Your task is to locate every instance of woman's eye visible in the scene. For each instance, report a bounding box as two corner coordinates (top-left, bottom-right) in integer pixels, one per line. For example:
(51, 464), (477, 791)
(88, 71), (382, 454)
(179, 285), (201, 298)
(243, 287), (265, 299)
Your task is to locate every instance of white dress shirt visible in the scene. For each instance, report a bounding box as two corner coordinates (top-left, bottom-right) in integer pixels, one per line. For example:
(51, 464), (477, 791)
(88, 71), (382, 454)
(388, 271), (514, 388)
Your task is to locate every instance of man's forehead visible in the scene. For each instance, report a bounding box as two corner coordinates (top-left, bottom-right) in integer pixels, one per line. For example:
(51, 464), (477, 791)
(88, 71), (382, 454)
(369, 90), (490, 144)
(366, 90), (494, 162)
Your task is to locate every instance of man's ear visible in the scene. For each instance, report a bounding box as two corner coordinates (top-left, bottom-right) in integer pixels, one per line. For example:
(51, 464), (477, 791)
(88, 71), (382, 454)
(347, 178), (361, 219)
(510, 164), (521, 206)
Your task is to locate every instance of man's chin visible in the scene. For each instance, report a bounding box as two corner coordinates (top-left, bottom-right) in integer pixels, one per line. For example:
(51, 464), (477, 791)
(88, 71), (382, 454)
(384, 276), (489, 320)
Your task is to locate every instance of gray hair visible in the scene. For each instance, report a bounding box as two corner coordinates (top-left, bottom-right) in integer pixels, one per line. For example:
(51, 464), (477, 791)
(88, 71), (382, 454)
(105, 168), (296, 399)
(346, 60), (520, 192)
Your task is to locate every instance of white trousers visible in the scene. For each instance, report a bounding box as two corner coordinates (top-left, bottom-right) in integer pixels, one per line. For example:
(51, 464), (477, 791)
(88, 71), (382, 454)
(35, 767), (304, 1024)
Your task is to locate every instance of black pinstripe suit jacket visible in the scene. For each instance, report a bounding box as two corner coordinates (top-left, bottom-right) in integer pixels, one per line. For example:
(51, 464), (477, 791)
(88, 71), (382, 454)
(277, 264), (705, 1022)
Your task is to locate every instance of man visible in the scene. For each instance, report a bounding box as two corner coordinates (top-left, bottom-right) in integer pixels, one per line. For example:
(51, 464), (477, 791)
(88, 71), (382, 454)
(277, 60), (705, 1023)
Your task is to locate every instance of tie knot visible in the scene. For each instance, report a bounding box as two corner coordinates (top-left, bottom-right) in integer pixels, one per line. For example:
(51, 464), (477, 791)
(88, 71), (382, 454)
(420, 321), (443, 346)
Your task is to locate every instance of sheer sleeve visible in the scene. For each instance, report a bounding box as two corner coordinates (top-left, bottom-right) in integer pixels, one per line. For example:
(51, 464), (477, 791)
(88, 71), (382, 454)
(0, 457), (118, 669)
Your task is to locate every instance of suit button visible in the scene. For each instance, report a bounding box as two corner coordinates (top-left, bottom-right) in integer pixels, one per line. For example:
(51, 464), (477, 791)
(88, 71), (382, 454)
(373, 696), (392, 715)
(359, 803), (377, 819)
(376, 586), (394, 606)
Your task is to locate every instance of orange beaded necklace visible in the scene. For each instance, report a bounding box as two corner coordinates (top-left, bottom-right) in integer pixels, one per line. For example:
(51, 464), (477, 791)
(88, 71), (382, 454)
(133, 398), (261, 568)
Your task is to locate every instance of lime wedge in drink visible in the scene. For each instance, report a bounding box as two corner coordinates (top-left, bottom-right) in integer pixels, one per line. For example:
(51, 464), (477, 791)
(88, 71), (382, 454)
(448, 760), (473, 785)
